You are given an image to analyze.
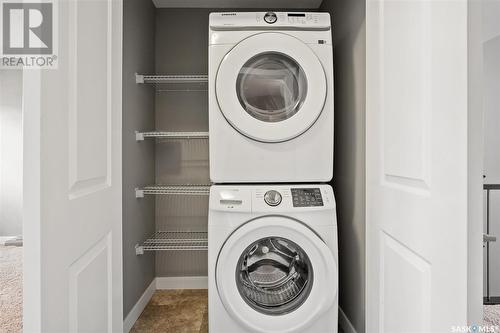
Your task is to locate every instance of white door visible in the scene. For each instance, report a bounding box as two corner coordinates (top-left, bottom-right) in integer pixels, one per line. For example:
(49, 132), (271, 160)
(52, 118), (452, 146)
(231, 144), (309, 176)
(23, 0), (123, 332)
(216, 32), (327, 142)
(366, 0), (480, 332)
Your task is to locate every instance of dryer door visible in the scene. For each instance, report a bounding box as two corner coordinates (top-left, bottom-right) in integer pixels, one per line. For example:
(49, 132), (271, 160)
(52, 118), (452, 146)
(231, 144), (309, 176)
(216, 216), (337, 333)
(215, 32), (327, 143)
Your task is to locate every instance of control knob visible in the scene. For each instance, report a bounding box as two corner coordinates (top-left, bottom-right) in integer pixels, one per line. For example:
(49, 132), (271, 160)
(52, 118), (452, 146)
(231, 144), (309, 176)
(264, 190), (282, 206)
(264, 12), (277, 24)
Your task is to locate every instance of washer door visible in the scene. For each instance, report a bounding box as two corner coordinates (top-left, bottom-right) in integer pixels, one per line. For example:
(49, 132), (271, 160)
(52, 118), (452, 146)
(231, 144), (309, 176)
(216, 33), (327, 143)
(216, 216), (337, 333)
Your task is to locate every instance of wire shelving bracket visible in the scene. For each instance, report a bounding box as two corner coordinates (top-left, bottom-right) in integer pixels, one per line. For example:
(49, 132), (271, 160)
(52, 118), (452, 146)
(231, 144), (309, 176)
(135, 131), (209, 141)
(135, 73), (208, 84)
(135, 184), (210, 198)
(135, 231), (208, 255)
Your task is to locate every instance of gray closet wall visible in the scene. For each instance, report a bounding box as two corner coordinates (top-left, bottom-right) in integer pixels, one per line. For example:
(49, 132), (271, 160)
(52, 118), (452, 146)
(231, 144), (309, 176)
(122, 0), (157, 318)
(154, 9), (211, 277)
(320, 0), (366, 332)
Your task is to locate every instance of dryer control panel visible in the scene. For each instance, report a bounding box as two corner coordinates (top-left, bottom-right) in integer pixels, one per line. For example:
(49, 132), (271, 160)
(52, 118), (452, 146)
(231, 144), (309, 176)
(209, 12), (331, 31)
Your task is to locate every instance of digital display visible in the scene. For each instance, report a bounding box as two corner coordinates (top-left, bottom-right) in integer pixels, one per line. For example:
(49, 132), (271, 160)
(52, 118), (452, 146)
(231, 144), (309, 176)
(288, 13), (306, 17)
(291, 188), (323, 207)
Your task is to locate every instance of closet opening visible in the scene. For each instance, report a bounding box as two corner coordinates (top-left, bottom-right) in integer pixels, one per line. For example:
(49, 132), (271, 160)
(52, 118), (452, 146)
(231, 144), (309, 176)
(122, 1), (365, 332)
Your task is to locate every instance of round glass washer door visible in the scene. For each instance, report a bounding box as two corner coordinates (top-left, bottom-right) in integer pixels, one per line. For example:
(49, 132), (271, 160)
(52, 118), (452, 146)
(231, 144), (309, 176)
(216, 33), (327, 143)
(236, 236), (313, 316)
(216, 216), (337, 333)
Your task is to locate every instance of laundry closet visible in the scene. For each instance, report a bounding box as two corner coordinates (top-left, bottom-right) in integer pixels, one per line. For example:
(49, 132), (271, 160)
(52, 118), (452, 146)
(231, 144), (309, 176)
(122, 0), (365, 332)
(20, 0), (480, 330)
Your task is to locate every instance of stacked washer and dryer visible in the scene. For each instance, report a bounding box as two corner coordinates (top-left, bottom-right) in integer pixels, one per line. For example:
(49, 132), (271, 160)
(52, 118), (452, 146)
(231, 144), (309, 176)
(208, 12), (338, 333)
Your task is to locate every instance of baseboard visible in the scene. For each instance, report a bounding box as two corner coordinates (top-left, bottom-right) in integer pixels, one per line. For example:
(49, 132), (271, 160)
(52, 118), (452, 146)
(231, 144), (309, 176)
(0, 236), (22, 246)
(123, 279), (156, 333)
(339, 307), (357, 333)
(156, 276), (208, 289)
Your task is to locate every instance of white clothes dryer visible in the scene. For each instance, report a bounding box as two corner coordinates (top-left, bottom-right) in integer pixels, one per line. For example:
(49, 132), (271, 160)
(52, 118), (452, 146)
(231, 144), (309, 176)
(208, 184), (338, 333)
(209, 12), (334, 183)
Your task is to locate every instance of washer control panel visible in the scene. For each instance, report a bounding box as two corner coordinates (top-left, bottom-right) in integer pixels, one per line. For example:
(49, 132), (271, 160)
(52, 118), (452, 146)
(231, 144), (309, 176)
(263, 12), (278, 24)
(291, 188), (323, 207)
(264, 190), (282, 206)
(210, 185), (334, 212)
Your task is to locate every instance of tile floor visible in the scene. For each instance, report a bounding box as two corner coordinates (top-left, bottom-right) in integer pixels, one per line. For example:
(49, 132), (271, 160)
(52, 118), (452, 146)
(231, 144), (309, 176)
(131, 289), (343, 333)
(131, 289), (208, 333)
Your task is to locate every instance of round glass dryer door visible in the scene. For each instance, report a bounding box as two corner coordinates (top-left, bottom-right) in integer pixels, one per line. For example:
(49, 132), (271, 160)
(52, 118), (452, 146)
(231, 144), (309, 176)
(236, 53), (308, 123)
(216, 33), (327, 143)
(216, 216), (337, 333)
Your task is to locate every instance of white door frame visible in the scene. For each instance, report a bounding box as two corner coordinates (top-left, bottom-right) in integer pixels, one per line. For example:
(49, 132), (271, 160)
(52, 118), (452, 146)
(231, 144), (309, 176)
(467, 0), (485, 324)
(23, 69), (43, 333)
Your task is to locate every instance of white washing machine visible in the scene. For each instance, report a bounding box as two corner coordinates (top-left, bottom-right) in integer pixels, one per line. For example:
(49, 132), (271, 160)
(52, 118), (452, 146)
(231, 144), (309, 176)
(208, 184), (338, 333)
(209, 12), (334, 183)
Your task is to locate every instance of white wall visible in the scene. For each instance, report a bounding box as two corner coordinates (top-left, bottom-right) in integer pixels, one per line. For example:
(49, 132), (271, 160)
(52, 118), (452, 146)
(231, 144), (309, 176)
(483, 35), (500, 185)
(0, 70), (23, 236)
(482, 1), (500, 298)
(482, 0), (500, 43)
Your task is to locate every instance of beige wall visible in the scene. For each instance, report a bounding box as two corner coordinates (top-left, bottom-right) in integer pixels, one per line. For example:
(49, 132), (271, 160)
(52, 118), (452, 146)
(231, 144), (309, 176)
(0, 70), (23, 237)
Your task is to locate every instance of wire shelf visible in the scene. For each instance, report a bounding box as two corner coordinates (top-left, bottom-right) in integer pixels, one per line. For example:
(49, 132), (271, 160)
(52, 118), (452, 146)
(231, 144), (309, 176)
(136, 74), (208, 84)
(136, 74), (208, 92)
(135, 184), (210, 197)
(135, 231), (208, 254)
(135, 131), (209, 141)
